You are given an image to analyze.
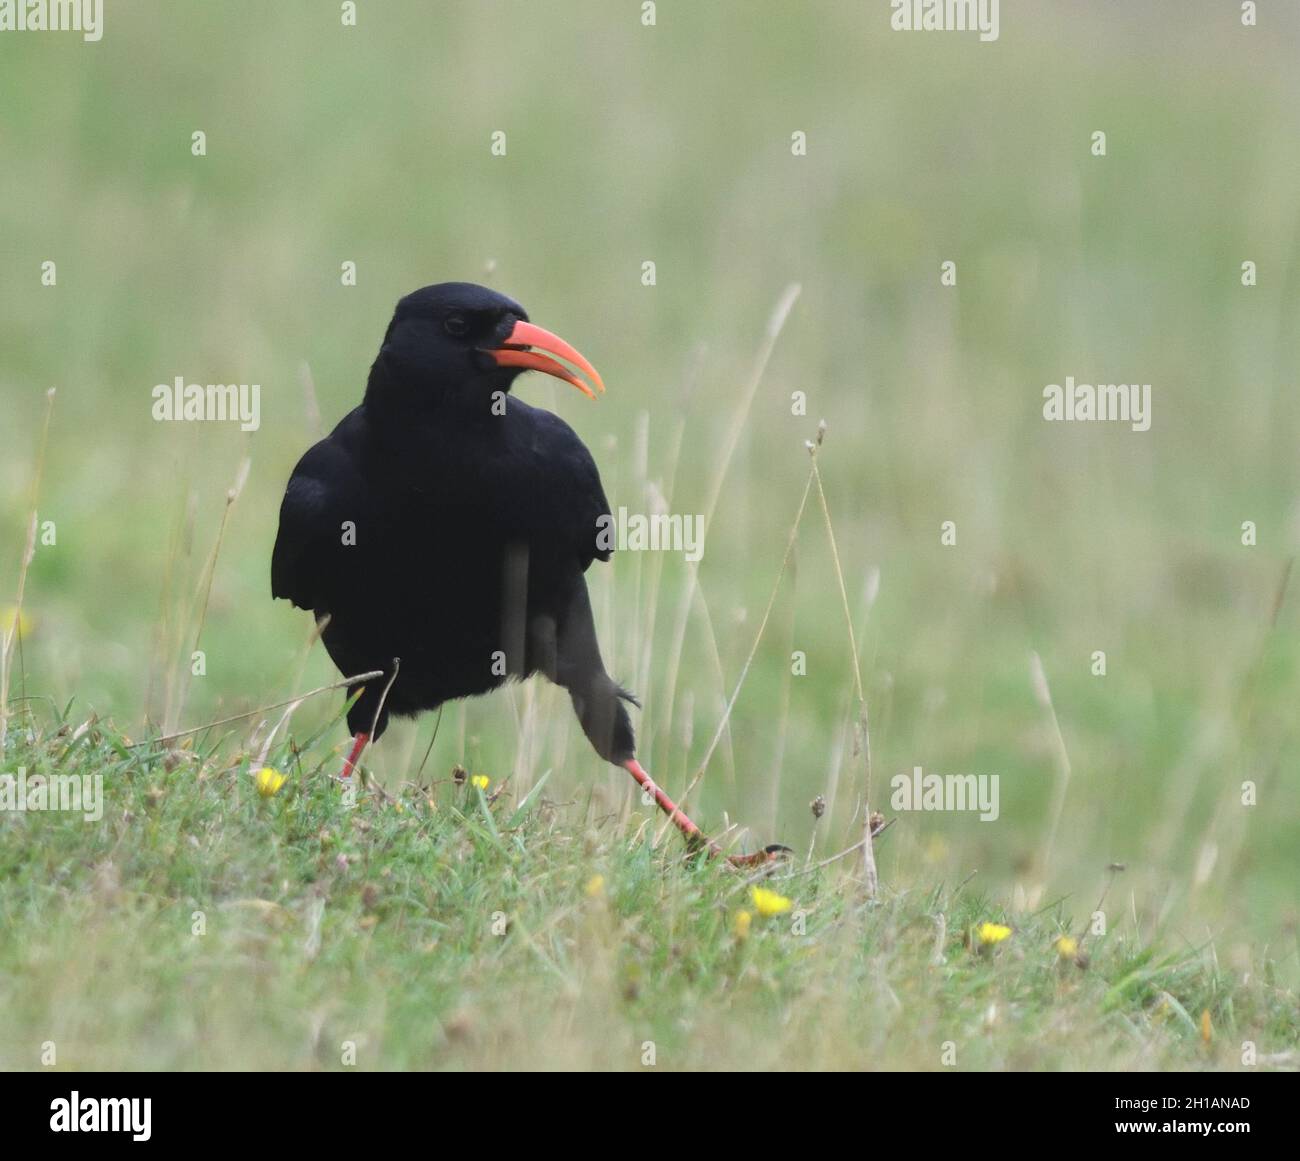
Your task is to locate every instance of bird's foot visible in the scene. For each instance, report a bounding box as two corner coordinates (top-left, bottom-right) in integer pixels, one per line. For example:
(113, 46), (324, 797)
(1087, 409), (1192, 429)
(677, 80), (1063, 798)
(725, 844), (793, 870)
(623, 759), (790, 871)
(686, 833), (791, 870)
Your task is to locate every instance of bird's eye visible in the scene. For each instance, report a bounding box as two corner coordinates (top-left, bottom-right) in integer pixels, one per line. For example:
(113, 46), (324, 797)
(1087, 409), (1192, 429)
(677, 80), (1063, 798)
(444, 315), (468, 337)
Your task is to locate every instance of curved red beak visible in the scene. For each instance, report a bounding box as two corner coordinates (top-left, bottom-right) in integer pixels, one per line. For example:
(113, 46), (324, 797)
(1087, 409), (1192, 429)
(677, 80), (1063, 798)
(485, 320), (605, 399)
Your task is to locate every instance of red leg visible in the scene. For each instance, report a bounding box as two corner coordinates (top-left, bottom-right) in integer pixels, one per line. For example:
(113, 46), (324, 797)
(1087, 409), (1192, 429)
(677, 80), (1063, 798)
(339, 731), (369, 781)
(622, 758), (788, 869)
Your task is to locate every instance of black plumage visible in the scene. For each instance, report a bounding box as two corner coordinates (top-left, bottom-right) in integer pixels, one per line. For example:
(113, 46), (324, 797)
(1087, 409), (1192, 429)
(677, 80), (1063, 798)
(272, 282), (783, 866)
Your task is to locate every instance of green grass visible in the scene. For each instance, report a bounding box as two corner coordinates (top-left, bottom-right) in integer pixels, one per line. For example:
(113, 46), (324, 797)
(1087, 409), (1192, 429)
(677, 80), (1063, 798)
(2, 1), (1300, 1069)
(0, 712), (1296, 1071)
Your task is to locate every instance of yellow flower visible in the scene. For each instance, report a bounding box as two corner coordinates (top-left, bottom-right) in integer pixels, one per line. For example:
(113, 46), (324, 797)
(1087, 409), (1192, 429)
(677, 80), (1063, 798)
(254, 767), (287, 798)
(584, 874), (605, 899)
(750, 886), (792, 918)
(733, 910), (752, 940)
(1054, 935), (1079, 959)
(0, 605), (34, 639)
(470, 774), (490, 791)
(976, 921), (1012, 946)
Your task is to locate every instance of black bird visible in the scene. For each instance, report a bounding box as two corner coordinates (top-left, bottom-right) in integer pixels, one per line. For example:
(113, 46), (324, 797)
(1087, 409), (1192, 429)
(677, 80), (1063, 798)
(272, 283), (782, 866)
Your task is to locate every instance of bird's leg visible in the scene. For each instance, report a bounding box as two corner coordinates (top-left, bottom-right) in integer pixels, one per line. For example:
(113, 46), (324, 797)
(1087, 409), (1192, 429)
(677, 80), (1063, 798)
(623, 758), (708, 845)
(622, 759), (788, 869)
(339, 731), (369, 781)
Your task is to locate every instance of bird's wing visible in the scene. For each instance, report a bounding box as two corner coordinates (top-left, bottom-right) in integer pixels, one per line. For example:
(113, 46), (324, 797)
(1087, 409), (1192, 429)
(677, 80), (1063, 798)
(514, 402), (613, 570)
(271, 435), (365, 611)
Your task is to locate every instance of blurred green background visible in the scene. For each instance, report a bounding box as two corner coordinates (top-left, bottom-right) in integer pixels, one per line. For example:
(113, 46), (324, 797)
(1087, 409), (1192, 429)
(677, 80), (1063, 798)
(2, 1), (1298, 956)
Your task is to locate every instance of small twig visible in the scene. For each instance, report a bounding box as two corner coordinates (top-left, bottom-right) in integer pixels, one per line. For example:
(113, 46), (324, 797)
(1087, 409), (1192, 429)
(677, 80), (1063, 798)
(809, 424), (878, 900)
(1075, 863), (1124, 949)
(1269, 557), (1293, 628)
(743, 817), (894, 886)
(1, 388), (56, 748)
(668, 463), (816, 832)
(655, 285), (801, 812)
(129, 670), (385, 747)
(353, 659), (401, 785)
(930, 913), (948, 965)
(1031, 650), (1073, 876)
(415, 704), (444, 784)
(700, 283), (802, 528)
(253, 693), (311, 772)
(165, 456), (251, 734)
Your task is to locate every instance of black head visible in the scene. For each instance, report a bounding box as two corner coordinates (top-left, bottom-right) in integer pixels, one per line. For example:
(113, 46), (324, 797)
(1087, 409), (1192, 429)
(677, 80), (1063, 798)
(369, 282), (604, 411)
